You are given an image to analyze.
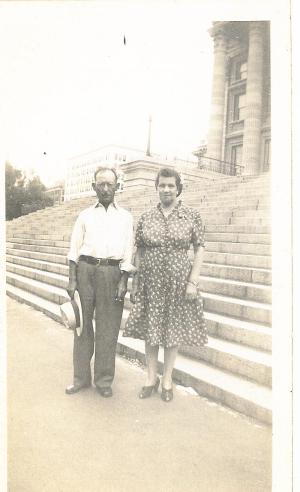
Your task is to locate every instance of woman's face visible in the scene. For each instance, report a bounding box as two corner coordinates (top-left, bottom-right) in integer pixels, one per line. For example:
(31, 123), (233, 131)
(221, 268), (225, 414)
(157, 176), (178, 206)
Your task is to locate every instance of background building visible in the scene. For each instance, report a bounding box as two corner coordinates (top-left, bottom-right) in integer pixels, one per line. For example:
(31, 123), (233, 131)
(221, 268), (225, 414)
(194, 21), (271, 175)
(64, 144), (201, 201)
(64, 145), (147, 201)
(45, 183), (64, 205)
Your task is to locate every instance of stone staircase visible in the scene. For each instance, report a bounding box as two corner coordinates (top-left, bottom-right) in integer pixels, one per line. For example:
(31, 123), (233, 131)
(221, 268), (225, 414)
(6, 173), (272, 424)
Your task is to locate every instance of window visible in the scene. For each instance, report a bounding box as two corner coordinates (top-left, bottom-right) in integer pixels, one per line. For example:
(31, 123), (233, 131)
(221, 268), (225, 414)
(233, 93), (246, 121)
(240, 62), (247, 80)
(230, 59), (247, 83)
(263, 139), (271, 171)
(231, 145), (243, 166)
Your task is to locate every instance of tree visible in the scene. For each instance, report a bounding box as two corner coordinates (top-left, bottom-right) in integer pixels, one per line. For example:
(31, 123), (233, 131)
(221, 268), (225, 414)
(5, 162), (26, 220)
(21, 175), (53, 215)
(5, 162), (54, 220)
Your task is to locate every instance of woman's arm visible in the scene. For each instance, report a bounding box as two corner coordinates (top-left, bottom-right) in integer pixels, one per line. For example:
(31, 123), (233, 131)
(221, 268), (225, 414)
(185, 245), (205, 301)
(188, 245), (204, 283)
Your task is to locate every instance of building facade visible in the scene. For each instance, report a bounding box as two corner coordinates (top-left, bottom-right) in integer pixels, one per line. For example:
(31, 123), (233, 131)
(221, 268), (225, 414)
(195, 21), (271, 175)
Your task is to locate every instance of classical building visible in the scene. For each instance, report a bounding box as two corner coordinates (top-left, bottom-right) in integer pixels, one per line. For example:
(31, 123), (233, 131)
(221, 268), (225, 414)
(195, 21), (271, 175)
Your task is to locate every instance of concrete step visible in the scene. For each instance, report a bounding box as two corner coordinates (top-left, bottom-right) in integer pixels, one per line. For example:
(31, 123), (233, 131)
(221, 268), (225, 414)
(201, 263), (271, 285)
(180, 335), (272, 387)
(6, 242), (68, 256)
(205, 224), (271, 234)
(204, 312), (271, 352)
(199, 276), (271, 303)
(6, 283), (62, 323)
(204, 232), (271, 244)
(6, 248), (68, 266)
(6, 271), (69, 305)
(194, 216), (270, 227)
(6, 262), (69, 290)
(5, 285), (271, 423)
(6, 255), (69, 276)
(204, 251), (271, 269)
(205, 241), (271, 256)
(6, 232), (71, 241)
(202, 292), (271, 325)
(231, 208), (270, 218)
(6, 237), (70, 248)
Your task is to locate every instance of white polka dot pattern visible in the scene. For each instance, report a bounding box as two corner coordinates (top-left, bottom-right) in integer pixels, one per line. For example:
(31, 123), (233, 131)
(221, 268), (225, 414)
(123, 201), (208, 348)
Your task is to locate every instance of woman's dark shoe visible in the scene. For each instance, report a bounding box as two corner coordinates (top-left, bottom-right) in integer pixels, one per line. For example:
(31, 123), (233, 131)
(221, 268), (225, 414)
(139, 377), (160, 399)
(161, 387), (173, 402)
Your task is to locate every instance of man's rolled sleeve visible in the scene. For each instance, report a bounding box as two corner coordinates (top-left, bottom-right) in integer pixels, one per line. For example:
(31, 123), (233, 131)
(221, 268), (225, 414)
(67, 214), (85, 264)
(119, 214), (135, 273)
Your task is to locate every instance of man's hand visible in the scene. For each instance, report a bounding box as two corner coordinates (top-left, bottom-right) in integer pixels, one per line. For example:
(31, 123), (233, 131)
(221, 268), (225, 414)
(67, 279), (77, 300)
(115, 275), (128, 302)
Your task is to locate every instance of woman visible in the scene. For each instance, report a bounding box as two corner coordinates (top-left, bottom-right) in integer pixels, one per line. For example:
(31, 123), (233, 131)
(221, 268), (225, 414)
(123, 168), (208, 402)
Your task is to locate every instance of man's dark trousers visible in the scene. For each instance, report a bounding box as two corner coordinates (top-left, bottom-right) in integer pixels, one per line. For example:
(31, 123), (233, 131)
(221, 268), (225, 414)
(73, 260), (124, 389)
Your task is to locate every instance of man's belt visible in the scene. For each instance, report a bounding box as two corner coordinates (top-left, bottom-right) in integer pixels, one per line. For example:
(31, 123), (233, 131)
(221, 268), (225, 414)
(79, 255), (121, 266)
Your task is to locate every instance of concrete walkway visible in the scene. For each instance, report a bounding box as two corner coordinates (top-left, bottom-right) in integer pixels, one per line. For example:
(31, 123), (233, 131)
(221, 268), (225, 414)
(7, 297), (271, 492)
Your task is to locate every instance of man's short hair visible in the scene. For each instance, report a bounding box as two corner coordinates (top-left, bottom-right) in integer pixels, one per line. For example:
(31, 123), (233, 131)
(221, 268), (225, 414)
(94, 166), (118, 183)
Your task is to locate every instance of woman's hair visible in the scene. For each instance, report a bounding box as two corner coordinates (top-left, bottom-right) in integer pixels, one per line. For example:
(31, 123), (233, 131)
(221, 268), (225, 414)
(94, 166), (118, 183)
(155, 167), (183, 197)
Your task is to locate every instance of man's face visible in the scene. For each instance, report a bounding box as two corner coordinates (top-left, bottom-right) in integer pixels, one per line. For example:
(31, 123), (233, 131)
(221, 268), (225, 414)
(93, 169), (117, 206)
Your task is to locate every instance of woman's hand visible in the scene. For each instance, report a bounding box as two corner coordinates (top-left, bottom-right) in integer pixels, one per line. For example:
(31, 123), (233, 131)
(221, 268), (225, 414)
(130, 280), (139, 304)
(185, 282), (197, 302)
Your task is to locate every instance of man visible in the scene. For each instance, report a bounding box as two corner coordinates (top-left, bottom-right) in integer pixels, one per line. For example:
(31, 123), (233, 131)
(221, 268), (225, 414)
(65, 167), (134, 397)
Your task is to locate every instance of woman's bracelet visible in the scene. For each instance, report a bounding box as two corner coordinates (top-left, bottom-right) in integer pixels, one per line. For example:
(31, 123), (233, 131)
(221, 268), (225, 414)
(187, 279), (198, 287)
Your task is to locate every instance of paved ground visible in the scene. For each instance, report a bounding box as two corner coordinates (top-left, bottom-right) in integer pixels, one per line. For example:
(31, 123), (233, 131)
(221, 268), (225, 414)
(7, 297), (271, 492)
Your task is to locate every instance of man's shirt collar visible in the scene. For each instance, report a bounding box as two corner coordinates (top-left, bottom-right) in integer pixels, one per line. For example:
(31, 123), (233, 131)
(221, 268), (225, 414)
(94, 200), (119, 210)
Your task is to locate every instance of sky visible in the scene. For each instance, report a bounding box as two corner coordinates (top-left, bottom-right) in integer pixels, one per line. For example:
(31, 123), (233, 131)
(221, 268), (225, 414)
(0, 1), (215, 186)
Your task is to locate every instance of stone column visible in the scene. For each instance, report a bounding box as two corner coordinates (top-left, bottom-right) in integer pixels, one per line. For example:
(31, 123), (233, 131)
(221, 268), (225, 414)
(242, 22), (264, 174)
(206, 28), (227, 162)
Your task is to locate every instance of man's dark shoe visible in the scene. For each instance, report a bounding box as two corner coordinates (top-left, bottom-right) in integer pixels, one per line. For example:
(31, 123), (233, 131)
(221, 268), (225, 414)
(97, 387), (113, 398)
(65, 383), (91, 395)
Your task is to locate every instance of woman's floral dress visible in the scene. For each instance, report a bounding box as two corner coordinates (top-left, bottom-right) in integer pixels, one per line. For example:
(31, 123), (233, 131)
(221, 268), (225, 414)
(123, 202), (208, 348)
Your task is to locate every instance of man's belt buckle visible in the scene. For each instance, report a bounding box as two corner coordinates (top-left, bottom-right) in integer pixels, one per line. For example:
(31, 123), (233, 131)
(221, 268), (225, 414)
(95, 258), (109, 266)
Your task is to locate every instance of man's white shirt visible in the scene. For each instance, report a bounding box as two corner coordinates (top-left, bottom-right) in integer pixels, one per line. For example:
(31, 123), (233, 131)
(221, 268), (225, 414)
(67, 201), (134, 272)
